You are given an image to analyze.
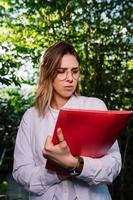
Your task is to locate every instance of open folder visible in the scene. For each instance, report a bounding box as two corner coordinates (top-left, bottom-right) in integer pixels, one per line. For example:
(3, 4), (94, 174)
(46, 109), (132, 173)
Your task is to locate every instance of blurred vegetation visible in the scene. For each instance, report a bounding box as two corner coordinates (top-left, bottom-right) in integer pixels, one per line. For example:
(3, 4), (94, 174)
(0, 0), (133, 199)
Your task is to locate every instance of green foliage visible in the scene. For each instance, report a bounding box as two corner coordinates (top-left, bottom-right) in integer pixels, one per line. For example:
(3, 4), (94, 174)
(0, 88), (34, 196)
(0, 88), (34, 175)
(0, 0), (132, 109)
(0, 181), (8, 194)
(0, 0), (133, 199)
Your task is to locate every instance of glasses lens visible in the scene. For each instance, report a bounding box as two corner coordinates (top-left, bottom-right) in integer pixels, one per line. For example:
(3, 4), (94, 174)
(73, 72), (79, 80)
(56, 69), (80, 80)
(57, 73), (66, 80)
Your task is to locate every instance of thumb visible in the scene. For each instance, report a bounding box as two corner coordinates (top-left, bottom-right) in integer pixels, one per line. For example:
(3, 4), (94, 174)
(45, 135), (53, 147)
(43, 135), (53, 156)
(57, 128), (64, 143)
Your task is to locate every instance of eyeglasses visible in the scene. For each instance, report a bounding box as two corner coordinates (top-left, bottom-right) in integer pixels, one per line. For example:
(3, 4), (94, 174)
(56, 68), (80, 81)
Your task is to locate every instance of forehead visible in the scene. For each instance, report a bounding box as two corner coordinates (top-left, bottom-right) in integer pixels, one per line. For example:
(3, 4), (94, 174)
(61, 54), (79, 68)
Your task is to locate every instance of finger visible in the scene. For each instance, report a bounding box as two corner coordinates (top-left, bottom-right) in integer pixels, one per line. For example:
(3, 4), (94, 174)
(57, 128), (64, 143)
(44, 136), (53, 150)
(45, 135), (52, 145)
(43, 136), (53, 157)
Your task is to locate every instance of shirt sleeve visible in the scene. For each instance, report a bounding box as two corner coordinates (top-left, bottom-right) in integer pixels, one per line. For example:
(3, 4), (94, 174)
(77, 141), (121, 185)
(12, 109), (61, 196)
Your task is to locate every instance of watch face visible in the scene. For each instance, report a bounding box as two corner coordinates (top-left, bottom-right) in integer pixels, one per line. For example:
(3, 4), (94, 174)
(67, 157), (83, 176)
(69, 170), (79, 176)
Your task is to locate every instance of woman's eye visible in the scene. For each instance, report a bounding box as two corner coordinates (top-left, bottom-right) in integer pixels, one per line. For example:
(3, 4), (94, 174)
(57, 70), (65, 74)
(72, 70), (79, 74)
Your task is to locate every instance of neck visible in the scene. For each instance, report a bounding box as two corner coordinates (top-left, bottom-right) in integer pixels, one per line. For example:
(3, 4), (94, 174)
(51, 95), (71, 109)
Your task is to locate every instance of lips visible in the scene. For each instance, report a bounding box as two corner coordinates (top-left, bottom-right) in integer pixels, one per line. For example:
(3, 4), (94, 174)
(64, 86), (74, 90)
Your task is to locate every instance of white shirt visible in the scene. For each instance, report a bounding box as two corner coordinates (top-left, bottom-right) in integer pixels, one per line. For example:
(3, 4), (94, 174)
(49, 107), (76, 200)
(13, 95), (121, 200)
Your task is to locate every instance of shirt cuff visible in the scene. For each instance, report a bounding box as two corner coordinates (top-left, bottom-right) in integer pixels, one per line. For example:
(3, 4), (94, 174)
(77, 157), (102, 184)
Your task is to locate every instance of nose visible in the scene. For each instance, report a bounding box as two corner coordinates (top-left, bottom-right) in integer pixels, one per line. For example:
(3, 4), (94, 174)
(66, 71), (73, 82)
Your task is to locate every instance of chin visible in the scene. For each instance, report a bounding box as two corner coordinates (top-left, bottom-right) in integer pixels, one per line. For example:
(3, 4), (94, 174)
(55, 89), (76, 99)
(63, 92), (74, 98)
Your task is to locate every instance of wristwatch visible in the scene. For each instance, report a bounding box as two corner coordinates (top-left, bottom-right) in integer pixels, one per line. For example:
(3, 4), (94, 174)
(67, 157), (84, 176)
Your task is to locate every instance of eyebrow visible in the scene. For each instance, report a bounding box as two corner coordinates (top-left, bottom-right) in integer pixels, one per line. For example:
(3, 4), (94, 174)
(58, 67), (79, 70)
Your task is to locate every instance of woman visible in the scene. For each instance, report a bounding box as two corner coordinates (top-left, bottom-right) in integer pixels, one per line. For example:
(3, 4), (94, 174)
(13, 41), (121, 200)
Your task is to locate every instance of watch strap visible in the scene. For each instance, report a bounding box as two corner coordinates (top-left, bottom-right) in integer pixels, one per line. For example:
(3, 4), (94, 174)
(67, 157), (84, 176)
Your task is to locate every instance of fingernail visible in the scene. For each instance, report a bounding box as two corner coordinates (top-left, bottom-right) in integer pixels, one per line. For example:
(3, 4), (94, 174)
(57, 127), (61, 132)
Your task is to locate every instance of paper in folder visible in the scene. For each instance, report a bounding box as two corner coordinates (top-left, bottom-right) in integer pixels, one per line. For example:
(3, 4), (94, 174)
(46, 109), (132, 173)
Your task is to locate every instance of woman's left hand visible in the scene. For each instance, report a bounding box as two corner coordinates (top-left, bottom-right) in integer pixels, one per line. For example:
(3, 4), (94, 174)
(42, 128), (78, 169)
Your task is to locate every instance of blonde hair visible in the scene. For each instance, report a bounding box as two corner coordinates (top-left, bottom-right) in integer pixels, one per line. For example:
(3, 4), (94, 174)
(35, 41), (80, 116)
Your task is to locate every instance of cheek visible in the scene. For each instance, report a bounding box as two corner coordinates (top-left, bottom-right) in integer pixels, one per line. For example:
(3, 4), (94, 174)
(74, 80), (78, 87)
(53, 78), (58, 86)
(53, 79), (62, 90)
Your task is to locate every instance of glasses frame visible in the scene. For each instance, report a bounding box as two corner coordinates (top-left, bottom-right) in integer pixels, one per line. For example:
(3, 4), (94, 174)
(56, 68), (80, 81)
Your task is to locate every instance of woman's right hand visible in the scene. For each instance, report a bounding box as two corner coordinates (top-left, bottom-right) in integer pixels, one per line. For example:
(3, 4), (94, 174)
(42, 128), (78, 170)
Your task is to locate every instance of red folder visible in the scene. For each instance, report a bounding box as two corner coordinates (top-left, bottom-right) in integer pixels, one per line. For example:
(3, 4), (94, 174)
(46, 109), (132, 173)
